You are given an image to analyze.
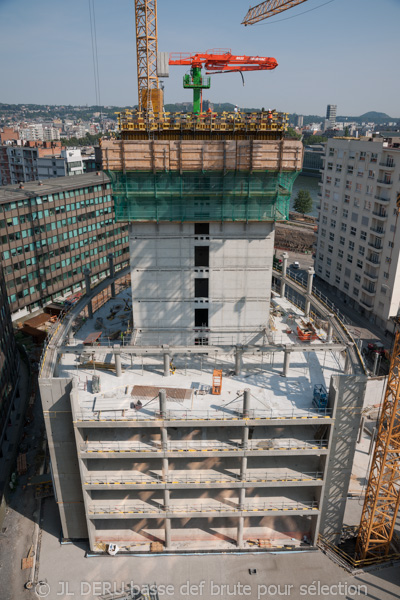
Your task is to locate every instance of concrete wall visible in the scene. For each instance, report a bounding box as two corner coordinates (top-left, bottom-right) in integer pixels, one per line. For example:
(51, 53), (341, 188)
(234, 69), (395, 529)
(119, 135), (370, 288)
(319, 374), (367, 543)
(130, 221), (274, 345)
(39, 377), (87, 539)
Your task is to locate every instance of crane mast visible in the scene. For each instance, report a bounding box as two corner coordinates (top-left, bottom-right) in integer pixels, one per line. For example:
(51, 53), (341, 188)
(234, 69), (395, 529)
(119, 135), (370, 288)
(242, 0), (309, 25)
(135, 0), (162, 112)
(356, 330), (400, 560)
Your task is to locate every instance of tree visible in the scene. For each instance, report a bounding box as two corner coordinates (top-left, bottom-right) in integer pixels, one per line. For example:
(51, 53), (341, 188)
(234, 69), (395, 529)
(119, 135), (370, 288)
(344, 126), (350, 137)
(285, 126), (301, 140)
(293, 190), (313, 217)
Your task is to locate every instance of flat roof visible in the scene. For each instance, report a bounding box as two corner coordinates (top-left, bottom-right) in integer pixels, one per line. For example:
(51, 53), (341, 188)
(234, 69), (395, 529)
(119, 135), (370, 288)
(0, 172), (110, 203)
(58, 288), (346, 422)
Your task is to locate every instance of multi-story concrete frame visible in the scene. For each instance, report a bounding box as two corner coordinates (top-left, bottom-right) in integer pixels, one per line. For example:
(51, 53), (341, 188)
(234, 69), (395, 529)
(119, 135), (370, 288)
(38, 273), (367, 552)
(315, 136), (400, 330)
(0, 173), (129, 315)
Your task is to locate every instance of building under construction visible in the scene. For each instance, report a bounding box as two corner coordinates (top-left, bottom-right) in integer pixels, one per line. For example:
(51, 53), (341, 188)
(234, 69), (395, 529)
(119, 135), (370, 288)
(37, 108), (369, 553)
(37, 0), (373, 555)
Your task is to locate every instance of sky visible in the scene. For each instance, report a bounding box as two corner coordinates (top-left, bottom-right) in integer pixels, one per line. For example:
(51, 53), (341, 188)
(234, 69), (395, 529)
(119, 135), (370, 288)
(0, 0), (399, 116)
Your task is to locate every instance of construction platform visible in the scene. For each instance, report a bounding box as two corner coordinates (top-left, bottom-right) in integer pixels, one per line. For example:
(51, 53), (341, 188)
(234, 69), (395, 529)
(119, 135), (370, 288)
(116, 110), (289, 140)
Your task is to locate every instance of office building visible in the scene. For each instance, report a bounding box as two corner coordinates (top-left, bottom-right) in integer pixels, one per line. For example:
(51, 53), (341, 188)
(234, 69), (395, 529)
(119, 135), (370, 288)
(0, 173), (129, 316)
(326, 105), (337, 126)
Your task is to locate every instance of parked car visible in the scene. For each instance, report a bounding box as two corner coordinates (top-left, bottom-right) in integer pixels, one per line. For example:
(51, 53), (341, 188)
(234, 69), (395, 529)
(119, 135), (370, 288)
(292, 261), (300, 269)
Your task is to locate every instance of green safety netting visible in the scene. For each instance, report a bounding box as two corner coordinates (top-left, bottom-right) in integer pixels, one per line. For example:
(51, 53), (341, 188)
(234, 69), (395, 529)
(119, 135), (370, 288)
(106, 170), (300, 222)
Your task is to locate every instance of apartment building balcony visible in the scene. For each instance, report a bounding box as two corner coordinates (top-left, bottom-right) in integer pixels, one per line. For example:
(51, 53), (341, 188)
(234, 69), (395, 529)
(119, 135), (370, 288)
(317, 192), (322, 198)
(359, 297), (374, 310)
(368, 241), (383, 252)
(364, 271), (379, 281)
(374, 195), (390, 203)
(379, 161), (395, 169)
(377, 178), (393, 187)
(362, 285), (376, 296)
(370, 226), (385, 236)
(372, 210), (387, 219)
(365, 255), (380, 266)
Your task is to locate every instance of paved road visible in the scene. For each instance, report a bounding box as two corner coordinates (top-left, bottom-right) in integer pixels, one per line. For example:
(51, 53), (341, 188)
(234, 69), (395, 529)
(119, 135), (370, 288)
(277, 250), (390, 347)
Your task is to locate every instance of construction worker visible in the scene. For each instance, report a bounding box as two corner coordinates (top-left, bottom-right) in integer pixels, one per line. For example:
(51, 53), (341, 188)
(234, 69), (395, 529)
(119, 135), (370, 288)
(170, 359), (176, 375)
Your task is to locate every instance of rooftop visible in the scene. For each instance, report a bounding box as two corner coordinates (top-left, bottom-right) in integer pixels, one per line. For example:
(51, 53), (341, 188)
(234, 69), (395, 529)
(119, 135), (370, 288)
(0, 172), (110, 203)
(57, 287), (346, 424)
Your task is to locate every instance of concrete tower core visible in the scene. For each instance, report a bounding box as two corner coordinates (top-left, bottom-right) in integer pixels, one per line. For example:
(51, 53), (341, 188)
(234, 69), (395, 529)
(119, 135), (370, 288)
(102, 124), (303, 345)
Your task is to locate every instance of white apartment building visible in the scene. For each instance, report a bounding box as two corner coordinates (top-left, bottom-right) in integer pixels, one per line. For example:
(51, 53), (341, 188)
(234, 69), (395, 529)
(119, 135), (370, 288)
(37, 148), (84, 180)
(315, 135), (400, 332)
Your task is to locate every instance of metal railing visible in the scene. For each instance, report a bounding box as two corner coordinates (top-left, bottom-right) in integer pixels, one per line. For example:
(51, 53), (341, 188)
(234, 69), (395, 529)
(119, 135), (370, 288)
(83, 471), (324, 486)
(81, 439), (328, 454)
(88, 499), (319, 515)
(75, 406), (332, 423)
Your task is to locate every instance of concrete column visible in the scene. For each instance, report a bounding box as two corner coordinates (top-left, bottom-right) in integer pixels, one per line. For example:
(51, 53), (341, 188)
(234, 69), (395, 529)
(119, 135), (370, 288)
(281, 252), (289, 297)
(239, 488), (246, 510)
(108, 253), (116, 298)
(243, 388), (251, 418)
(237, 517), (244, 548)
(327, 315), (334, 343)
(159, 389), (167, 419)
(282, 347), (290, 377)
(68, 322), (74, 345)
(240, 456), (248, 480)
(114, 346), (122, 377)
(372, 351), (380, 377)
(344, 347), (353, 374)
(163, 351), (170, 377)
(358, 417), (365, 444)
(165, 518), (172, 550)
(235, 345), (242, 376)
(162, 458), (169, 479)
(304, 267), (315, 318)
(242, 426), (249, 451)
(84, 267), (93, 319)
(163, 489), (170, 509)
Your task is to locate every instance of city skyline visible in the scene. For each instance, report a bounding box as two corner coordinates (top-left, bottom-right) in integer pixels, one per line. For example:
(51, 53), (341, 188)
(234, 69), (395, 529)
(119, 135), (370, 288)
(0, 0), (399, 115)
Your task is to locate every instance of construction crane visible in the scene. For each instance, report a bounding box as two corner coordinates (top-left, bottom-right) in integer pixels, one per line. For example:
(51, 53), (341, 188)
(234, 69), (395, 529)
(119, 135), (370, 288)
(134, 0), (162, 113)
(242, 0), (309, 25)
(169, 50), (278, 114)
(355, 330), (400, 561)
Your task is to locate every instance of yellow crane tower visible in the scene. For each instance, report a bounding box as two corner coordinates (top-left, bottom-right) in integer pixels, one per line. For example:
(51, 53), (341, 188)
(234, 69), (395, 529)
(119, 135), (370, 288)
(134, 0), (163, 113)
(242, 0), (309, 25)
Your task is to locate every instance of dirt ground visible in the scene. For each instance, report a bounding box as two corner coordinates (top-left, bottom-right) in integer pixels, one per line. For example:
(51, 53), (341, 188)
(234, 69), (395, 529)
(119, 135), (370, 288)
(275, 222), (316, 253)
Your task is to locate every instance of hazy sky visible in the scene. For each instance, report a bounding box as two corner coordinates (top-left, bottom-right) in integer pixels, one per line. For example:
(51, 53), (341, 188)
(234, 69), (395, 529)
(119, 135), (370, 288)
(0, 0), (399, 116)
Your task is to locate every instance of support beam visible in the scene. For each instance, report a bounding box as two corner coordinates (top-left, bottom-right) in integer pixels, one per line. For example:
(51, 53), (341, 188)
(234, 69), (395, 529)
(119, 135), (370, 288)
(280, 252), (289, 297)
(237, 517), (244, 548)
(235, 345), (243, 376)
(304, 267), (315, 319)
(165, 518), (172, 549)
(114, 346), (122, 377)
(163, 349), (170, 377)
(159, 389), (167, 419)
(327, 315), (334, 344)
(282, 347), (290, 377)
(243, 388), (251, 418)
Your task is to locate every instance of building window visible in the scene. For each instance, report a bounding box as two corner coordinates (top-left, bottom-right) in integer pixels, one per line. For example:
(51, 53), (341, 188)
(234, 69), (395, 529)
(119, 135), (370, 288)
(344, 195), (350, 204)
(330, 219), (336, 228)
(323, 202), (329, 211)
(360, 151), (366, 161)
(388, 241), (394, 248)
(381, 285), (387, 295)
(356, 183), (362, 192)
(356, 259), (363, 269)
(368, 170), (375, 179)
(349, 241), (355, 251)
(329, 148), (334, 157)
(383, 272), (389, 279)
(370, 153), (378, 163)
(329, 232), (335, 241)
(336, 164), (342, 172)
(319, 253), (324, 261)
(195, 223), (209, 235)
(355, 273), (361, 283)
(194, 246), (209, 267)
(194, 308), (208, 327)
(322, 216), (327, 224)
(350, 226), (357, 236)
(325, 190), (331, 198)
(360, 230), (367, 240)
(345, 180), (351, 190)
(326, 176), (332, 184)
(353, 287), (359, 296)
(338, 249), (343, 258)
(347, 254), (353, 263)
(325, 270), (331, 278)
(195, 279), (209, 297)
(347, 165), (354, 174)
(328, 245), (333, 254)
(359, 245), (365, 256)
(320, 241), (325, 249)
(327, 258), (332, 266)
(342, 209), (348, 218)
(335, 178), (341, 187)
(339, 236), (345, 245)
(341, 223), (347, 232)
(327, 162), (333, 170)
(321, 228), (326, 237)
(335, 275), (340, 284)
(344, 281), (349, 290)
(331, 205), (337, 215)
(364, 200), (371, 210)
(337, 262), (342, 271)
(317, 265), (322, 274)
